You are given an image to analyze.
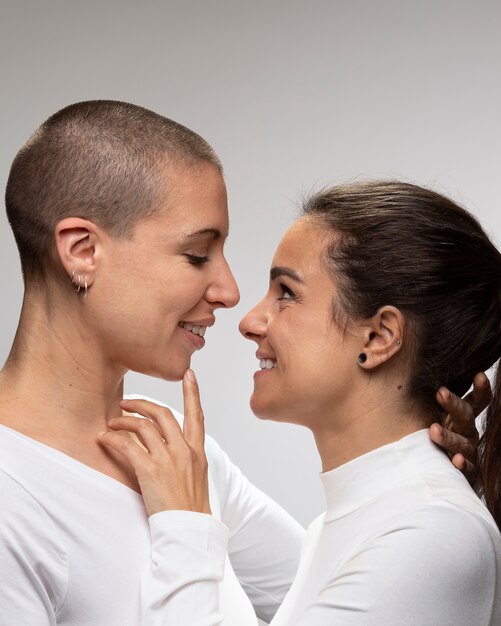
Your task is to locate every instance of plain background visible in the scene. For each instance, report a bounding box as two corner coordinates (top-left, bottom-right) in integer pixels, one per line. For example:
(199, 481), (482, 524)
(1, 3), (500, 621)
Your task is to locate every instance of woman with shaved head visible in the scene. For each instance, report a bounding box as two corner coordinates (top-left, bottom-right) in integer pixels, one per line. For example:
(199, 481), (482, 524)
(0, 101), (484, 624)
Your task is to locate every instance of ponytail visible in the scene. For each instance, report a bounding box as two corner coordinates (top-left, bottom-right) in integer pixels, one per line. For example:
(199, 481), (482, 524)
(479, 363), (501, 528)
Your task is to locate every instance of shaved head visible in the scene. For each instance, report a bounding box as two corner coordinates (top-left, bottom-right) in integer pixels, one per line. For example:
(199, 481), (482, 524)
(5, 100), (222, 280)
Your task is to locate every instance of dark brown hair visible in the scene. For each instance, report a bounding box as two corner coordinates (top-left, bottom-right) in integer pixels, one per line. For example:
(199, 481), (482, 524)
(303, 180), (501, 525)
(5, 100), (221, 280)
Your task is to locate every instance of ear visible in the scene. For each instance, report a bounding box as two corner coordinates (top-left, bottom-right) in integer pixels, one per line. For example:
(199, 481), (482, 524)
(357, 306), (405, 370)
(54, 218), (100, 287)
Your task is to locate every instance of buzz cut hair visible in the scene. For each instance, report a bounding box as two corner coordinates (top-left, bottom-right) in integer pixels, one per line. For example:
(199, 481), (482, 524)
(5, 100), (222, 280)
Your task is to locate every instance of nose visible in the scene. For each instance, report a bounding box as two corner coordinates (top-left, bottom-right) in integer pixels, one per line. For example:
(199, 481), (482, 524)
(206, 256), (240, 309)
(239, 298), (267, 342)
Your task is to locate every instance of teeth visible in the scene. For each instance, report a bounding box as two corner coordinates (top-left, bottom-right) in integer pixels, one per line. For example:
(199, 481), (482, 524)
(259, 358), (277, 370)
(180, 322), (207, 337)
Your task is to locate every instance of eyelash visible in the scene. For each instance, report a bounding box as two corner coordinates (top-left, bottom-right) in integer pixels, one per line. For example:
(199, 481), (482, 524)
(278, 283), (296, 301)
(185, 254), (210, 265)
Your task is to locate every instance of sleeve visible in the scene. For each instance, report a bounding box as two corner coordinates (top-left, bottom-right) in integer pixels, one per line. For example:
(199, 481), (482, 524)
(205, 436), (305, 623)
(140, 510), (229, 626)
(0, 472), (68, 626)
(125, 397), (305, 624)
(294, 506), (499, 626)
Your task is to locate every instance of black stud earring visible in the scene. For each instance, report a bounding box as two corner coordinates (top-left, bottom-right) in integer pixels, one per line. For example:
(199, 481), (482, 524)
(358, 353), (367, 364)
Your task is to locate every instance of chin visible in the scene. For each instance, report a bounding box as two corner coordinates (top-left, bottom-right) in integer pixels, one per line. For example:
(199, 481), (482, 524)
(250, 393), (308, 426)
(250, 395), (284, 422)
(130, 356), (191, 382)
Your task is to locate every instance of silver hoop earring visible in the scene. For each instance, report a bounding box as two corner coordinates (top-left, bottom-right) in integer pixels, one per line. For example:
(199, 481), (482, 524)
(77, 275), (81, 292)
(83, 280), (88, 301)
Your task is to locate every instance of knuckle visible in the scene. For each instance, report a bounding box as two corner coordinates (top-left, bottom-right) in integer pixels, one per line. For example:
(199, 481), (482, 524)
(138, 418), (152, 431)
(119, 436), (134, 451)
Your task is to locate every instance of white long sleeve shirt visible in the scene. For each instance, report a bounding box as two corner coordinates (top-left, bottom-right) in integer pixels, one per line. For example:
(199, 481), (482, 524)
(0, 404), (304, 626)
(143, 430), (501, 625)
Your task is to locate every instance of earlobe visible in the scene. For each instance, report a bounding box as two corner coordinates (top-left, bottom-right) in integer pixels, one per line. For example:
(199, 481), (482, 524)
(357, 306), (405, 369)
(55, 217), (99, 288)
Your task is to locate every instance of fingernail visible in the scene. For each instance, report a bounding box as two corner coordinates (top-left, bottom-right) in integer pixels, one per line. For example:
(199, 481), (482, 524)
(185, 368), (196, 382)
(438, 388), (448, 401)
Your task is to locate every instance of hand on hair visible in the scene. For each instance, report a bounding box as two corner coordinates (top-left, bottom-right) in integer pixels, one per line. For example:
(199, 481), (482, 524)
(429, 372), (491, 487)
(97, 370), (211, 517)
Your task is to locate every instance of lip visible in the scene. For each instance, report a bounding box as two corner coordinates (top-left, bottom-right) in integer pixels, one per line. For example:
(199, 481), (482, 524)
(253, 367), (276, 380)
(256, 351), (277, 360)
(180, 317), (215, 328)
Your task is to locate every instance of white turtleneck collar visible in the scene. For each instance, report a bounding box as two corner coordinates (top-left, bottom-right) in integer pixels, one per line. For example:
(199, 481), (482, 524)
(320, 429), (458, 522)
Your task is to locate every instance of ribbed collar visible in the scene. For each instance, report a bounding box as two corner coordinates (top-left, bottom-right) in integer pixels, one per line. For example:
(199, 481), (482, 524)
(320, 429), (453, 522)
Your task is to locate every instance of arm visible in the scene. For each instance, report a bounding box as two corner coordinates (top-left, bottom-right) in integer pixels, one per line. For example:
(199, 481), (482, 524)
(206, 436), (304, 622)
(99, 370), (228, 626)
(144, 510), (229, 626)
(0, 472), (67, 625)
(99, 371), (304, 625)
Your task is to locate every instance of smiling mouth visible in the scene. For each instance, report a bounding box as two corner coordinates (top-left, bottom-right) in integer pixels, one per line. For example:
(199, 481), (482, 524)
(179, 322), (207, 337)
(259, 358), (277, 370)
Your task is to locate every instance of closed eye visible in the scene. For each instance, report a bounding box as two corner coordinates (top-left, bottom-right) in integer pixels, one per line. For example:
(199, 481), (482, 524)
(185, 254), (211, 265)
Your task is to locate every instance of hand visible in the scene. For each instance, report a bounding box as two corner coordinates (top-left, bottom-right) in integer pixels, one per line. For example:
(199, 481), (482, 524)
(97, 369), (211, 517)
(429, 372), (491, 486)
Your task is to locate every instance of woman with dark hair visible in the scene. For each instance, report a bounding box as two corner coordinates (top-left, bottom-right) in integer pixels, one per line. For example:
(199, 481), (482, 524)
(0, 99), (485, 625)
(105, 181), (501, 624)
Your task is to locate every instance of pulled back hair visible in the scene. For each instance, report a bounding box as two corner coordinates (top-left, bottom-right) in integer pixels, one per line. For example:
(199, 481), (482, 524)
(303, 181), (501, 525)
(5, 100), (222, 280)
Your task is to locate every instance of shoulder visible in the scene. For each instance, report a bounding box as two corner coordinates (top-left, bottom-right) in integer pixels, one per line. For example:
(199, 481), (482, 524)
(0, 468), (64, 540)
(359, 502), (500, 586)
(0, 470), (69, 611)
(324, 504), (501, 623)
(0, 468), (68, 573)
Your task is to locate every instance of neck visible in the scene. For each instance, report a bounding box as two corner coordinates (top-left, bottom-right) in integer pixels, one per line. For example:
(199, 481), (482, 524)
(312, 386), (428, 473)
(0, 290), (126, 436)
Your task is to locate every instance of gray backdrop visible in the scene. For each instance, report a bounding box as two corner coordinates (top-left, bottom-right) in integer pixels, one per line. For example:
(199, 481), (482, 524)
(1, 0), (500, 537)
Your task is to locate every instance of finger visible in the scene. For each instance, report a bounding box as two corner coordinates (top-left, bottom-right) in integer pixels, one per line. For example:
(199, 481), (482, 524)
(429, 423), (477, 460)
(452, 454), (478, 487)
(97, 430), (148, 469)
(182, 369), (205, 450)
(465, 372), (492, 417)
(107, 416), (166, 455)
(451, 453), (466, 471)
(435, 388), (477, 438)
(120, 399), (183, 444)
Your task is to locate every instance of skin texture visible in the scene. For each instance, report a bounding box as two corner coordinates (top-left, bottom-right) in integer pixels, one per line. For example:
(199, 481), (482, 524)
(100, 369), (210, 516)
(239, 219), (417, 471)
(238, 218), (485, 473)
(0, 162), (239, 495)
(106, 218), (490, 510)
(0, 160), (487, 511)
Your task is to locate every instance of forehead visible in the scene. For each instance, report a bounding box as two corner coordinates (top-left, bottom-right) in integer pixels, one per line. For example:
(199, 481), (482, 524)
(142, 163), (229, 238)
(273, 218), (329, 273)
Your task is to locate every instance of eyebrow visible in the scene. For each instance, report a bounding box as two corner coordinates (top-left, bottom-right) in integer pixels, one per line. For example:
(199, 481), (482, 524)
(184, 228), (222, 241)
(270, 266), (305, 283)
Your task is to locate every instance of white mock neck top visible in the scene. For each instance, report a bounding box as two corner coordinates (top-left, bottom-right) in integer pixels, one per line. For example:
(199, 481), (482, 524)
(270, 429), (501, 625)
(142, 429), (501, 625)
